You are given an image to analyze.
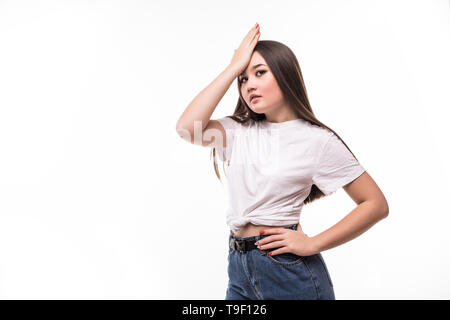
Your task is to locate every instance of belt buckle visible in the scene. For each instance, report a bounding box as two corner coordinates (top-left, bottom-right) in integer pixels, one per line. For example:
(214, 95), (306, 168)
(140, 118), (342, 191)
(234, 239), (246, 253)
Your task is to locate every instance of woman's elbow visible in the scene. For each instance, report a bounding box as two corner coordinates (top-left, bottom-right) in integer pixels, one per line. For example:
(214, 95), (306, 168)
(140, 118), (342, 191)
(379, 197), (389, 218)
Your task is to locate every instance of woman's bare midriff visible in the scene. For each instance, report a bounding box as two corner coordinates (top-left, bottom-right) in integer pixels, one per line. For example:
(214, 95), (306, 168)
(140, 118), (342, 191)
(233, 222), (294, 237)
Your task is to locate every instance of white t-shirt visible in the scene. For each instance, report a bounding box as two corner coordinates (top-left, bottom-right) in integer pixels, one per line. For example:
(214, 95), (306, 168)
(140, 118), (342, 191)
(215, 116), (366, 233)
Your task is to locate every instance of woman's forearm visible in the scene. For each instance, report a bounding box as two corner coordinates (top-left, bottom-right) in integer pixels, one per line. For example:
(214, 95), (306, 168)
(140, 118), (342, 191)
(176, 65), (240, 134)
(311, 200), (389, 253)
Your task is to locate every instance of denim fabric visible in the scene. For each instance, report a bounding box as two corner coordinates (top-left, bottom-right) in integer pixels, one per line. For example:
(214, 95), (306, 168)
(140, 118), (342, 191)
(225, 223), (335, 300)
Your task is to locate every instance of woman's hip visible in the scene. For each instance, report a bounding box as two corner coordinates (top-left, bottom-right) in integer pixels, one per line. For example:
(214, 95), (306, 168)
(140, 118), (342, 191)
(227, 229), (335, 300)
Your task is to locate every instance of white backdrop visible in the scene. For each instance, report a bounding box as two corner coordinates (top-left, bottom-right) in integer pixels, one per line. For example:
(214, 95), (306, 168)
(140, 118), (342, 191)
(0, 0), (449, 299)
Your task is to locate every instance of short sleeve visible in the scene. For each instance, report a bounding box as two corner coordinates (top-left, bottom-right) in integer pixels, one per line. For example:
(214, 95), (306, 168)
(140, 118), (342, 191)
(215, 116), (241, 161)
(312, 133), (366, 196)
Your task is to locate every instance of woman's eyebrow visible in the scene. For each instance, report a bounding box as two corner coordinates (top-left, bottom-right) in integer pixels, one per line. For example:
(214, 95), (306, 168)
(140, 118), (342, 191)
(239, 64), (267, 77)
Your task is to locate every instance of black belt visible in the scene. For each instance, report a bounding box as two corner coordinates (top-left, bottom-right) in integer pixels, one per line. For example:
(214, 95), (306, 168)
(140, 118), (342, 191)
(229, 237), (259, 253)
(229, 224), (298, 253)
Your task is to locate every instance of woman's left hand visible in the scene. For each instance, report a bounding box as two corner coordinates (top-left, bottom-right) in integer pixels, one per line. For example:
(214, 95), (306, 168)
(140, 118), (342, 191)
(255, 224), (318, 257)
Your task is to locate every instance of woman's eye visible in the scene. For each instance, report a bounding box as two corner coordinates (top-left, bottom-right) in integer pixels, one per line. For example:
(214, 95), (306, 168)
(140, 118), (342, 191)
(240, 70), (266, 83)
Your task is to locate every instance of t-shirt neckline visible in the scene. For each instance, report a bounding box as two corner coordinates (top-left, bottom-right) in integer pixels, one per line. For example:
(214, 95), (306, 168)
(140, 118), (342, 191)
(261, 118), (304, 129)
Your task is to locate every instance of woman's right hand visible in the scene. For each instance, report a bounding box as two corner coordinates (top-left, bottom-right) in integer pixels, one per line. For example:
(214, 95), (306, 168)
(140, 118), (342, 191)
(229, 23), (260, 76)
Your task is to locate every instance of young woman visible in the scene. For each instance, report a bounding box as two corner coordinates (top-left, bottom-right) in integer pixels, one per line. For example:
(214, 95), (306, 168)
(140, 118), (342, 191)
(176, 23), (389, 300)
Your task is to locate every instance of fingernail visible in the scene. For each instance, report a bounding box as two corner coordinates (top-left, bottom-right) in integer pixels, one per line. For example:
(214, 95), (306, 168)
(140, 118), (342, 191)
(259, 230), (265, 234)
(268, 252), (272, 255)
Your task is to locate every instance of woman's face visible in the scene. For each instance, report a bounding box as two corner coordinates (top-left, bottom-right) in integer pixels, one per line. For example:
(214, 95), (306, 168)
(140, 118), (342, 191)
(238, 51), (286, 116)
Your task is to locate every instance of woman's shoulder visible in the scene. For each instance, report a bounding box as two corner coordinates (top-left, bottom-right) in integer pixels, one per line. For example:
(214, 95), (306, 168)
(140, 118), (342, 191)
(299, 119), (331, 135)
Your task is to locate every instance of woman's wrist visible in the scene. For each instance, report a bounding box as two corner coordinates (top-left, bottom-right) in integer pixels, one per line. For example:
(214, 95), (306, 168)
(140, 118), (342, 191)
(307, 235), (322, 255)
(225, 64), (241, 78)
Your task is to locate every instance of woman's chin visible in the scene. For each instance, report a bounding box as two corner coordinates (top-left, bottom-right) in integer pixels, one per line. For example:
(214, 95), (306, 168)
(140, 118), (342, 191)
(249, 109), (265, 115)
(249, 105), (266, 114)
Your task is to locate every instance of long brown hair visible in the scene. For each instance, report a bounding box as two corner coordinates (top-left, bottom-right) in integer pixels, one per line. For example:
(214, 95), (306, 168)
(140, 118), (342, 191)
(211, 40), (359, 205)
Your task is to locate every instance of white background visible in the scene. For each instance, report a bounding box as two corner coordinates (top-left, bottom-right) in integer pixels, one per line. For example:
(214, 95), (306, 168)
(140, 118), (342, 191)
(0, 0), (449, 299)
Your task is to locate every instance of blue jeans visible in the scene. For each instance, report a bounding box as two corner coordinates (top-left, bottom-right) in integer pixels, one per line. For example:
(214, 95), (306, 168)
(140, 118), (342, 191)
(225, 223), (335, 300)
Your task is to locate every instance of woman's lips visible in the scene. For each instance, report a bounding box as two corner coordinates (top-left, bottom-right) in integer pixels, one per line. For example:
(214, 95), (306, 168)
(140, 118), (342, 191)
(251, 96), (262, 103)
